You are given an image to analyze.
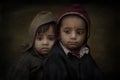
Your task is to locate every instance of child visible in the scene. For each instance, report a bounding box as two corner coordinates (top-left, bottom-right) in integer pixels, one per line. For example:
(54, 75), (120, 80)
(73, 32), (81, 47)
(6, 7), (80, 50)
(7, 11), (57, 80)
(42, 4), (104, 80)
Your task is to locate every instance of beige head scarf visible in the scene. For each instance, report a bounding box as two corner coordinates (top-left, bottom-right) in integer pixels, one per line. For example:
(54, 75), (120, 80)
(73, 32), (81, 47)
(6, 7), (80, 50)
(25, 11), (56, 51)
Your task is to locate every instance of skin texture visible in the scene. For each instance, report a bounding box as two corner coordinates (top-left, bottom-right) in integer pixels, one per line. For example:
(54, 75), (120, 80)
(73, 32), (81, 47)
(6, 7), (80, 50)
(34, 26), (56, 55)
(60, 15), (87, 53)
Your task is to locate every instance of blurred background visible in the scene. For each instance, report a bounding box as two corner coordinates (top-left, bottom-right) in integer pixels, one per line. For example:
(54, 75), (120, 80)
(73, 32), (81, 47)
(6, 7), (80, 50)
(0, 0), (120, 80)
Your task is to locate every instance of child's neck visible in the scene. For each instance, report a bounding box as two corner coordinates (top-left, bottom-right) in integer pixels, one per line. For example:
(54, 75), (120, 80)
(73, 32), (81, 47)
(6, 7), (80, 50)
(70, 49), (80, 57)
(70, 47), (80, 51)
(71, 50), (79, 53)
(70, 48), (80, 55)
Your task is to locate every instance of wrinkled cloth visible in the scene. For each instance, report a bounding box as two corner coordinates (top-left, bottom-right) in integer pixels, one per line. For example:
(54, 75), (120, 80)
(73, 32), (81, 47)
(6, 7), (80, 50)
(7, 50), (45, 80)
(42, 43), (104, 80)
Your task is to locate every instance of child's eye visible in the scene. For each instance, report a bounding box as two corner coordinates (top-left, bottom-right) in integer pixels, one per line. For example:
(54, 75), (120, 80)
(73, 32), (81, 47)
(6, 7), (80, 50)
(63, 29), (70, 34)
(76, 30), (85, 35)
(37, 37), (42, 40)
(48, 36), (56, 41)
(36, 36), (43, 40)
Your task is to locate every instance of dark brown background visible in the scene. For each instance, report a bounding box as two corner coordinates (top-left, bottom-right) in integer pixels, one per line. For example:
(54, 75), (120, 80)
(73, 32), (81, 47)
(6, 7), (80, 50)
(0, 0), (120, 80)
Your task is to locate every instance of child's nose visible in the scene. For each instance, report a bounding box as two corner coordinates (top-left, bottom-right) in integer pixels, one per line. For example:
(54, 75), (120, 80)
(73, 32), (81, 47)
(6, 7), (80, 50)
(71, 32), (77, 39)
(42, 39), (48, 45)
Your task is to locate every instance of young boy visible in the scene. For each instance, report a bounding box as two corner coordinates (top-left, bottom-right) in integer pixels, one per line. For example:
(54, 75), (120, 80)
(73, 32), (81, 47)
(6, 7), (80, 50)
(7, 11), (57, 80)
(42, 4), (103, 80)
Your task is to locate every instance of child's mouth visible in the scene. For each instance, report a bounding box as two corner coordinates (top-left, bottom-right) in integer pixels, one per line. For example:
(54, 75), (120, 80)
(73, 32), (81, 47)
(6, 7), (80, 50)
(68, 42), (77, 45)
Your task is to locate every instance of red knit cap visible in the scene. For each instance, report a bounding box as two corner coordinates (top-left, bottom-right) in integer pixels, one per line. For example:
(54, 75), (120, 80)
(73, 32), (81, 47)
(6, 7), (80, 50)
(57, 4), (90, 38)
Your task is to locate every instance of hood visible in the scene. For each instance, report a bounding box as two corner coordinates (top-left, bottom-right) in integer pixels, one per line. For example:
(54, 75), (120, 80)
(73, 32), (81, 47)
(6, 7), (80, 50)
(57, 4), (90, 38)
(25, 11), (56, 51)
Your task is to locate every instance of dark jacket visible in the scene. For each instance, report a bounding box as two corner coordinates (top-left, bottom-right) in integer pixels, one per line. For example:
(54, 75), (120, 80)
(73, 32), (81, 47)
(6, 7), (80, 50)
(7, 50), (45, 80)
(42, 43), (103, 80)
(7, 11), (56, 80)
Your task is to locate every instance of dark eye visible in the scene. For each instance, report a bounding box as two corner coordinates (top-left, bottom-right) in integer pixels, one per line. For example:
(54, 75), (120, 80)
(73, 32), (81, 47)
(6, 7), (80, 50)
(76, 29), (85, 35)
(36, 36), (42, 40)
(63, 29), (70, 34)
(48, 36), (56, 41)
(37, 37), (42, 40)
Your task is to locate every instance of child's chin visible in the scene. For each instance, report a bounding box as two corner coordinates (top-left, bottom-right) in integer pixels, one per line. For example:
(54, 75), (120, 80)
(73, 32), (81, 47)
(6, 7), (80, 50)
(40, 51), (49, 55)
(68, 46), (78, 50)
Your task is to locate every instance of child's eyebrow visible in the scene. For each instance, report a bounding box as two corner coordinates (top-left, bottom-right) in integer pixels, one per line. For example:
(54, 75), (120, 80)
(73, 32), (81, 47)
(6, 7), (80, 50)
(36, 33), (43, 36)
(77, 28), (86, 30)
(48, 35), (56, 36)
(63, 27), (86, 30)
(63, 27), (71, 29)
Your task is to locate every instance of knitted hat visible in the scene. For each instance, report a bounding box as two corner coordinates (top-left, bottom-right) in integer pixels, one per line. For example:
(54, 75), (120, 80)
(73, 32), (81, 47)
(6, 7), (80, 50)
(57, 4), (90, 38)
(25, 11), (56, 51)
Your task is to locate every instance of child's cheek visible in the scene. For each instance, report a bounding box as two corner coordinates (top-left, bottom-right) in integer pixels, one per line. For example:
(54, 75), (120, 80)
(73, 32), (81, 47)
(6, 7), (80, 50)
(35, 41), (42, 48)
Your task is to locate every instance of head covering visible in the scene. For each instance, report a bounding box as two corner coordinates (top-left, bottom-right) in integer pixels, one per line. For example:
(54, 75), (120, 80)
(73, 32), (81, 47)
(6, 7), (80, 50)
(57, 4), (90, 38)
(56, 4), (91, 57)
(25, 11), (56, 51)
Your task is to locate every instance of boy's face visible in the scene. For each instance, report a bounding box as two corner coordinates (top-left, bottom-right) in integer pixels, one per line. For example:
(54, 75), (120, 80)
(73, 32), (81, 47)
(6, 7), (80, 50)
(34, 26), (56, 55)
(60, 16), (87, 50)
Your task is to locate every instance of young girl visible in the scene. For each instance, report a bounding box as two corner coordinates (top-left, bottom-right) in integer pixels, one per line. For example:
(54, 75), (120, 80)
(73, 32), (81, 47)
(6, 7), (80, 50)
(42, 4), (103, 80)
(7, 11), (57, 80)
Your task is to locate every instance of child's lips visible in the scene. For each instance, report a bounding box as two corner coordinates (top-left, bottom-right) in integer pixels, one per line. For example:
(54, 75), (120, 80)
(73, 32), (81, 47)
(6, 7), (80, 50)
(68, 42), (78, 45)
(41, 48), (49, 50)
(41, 48), (50, 53)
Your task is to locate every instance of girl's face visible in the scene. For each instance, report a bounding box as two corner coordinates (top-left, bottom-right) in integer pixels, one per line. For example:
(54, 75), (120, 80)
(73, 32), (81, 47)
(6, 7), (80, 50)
(34, 26), (56, 55)
(60, 16), (87, 50)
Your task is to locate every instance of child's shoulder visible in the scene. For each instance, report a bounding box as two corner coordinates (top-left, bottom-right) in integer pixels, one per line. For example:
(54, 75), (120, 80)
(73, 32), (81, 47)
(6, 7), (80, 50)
(15, 52), (33, 65)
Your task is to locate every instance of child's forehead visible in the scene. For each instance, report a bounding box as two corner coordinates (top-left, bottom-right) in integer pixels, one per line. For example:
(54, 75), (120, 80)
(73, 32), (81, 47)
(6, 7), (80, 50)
(62, 17), (85, 26)
(60, 15), (87, 28)
(62, 16), (84, 22)
(61, 15), (86, 23)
